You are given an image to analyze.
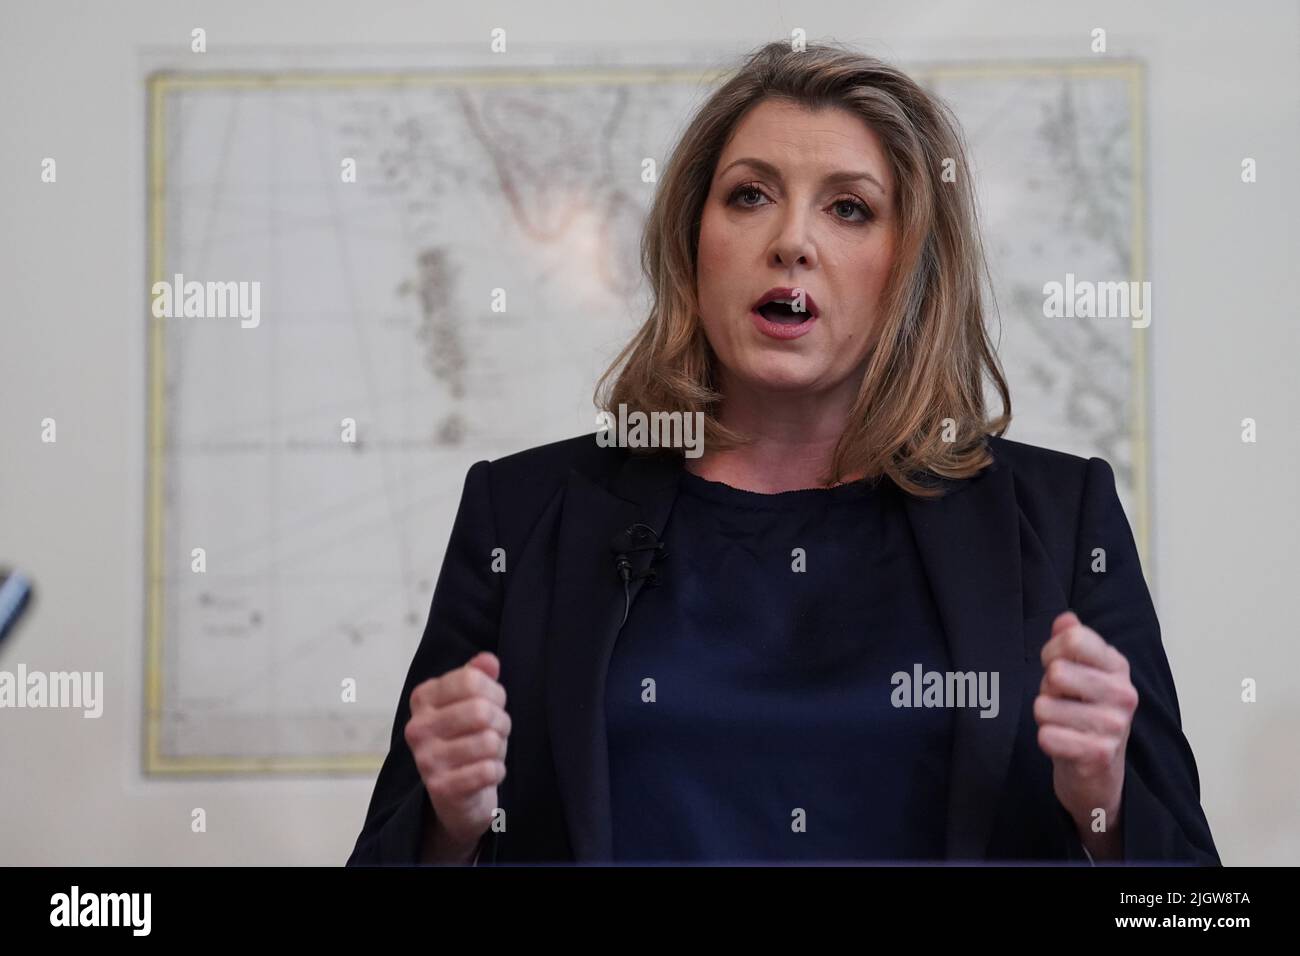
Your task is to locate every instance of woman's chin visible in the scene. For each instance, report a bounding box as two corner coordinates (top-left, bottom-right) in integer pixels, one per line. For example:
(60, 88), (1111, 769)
(732, 355), (831, 394)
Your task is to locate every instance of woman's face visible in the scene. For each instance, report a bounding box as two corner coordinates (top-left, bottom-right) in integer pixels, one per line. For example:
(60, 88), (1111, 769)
(696, 98), (898, 400)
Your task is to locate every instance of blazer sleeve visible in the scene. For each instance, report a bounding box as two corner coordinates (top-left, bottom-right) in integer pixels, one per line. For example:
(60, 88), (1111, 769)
(346, 459), (505, 865)
(1060, 456), (1220, 864)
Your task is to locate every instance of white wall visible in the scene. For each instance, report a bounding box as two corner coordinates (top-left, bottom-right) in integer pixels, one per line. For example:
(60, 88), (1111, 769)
(1, 0), (1296, 864)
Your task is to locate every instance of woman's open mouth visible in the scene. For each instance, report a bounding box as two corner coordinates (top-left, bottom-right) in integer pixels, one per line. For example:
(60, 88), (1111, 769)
(750, 304), (818, 339)
(750, 286), (820, 340)
(750, 294), (819, 340)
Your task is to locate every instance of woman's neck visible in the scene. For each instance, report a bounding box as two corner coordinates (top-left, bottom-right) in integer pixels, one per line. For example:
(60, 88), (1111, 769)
(686, 375), (865, 493)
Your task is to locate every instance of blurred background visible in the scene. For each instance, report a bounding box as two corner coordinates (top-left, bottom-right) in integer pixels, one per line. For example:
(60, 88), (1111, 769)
(1, 0), (1296, 864)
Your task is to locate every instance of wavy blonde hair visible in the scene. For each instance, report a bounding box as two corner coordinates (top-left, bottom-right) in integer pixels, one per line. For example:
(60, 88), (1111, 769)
(594, 40), (1011, 497)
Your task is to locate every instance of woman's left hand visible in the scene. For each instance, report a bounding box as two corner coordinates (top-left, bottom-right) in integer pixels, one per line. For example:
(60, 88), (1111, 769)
(1033, 610), (1139, 860)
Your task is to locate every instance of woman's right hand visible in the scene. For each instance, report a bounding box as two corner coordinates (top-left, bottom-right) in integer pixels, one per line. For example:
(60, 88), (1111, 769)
(405, 651), (510, 859)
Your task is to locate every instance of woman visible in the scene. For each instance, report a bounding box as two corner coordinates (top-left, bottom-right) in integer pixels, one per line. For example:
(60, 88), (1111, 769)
(348, 42), (1219, 865)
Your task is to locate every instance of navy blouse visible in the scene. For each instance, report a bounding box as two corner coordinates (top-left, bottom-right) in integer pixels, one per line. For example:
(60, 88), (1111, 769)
(605, 468), (956, 862)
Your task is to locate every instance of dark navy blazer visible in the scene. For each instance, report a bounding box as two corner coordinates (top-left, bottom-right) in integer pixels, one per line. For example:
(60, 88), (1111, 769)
(347, 432), (1220, 865)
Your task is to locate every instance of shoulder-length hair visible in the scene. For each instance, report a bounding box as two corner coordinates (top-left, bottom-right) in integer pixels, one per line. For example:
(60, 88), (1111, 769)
(594, 40), (1011, 498)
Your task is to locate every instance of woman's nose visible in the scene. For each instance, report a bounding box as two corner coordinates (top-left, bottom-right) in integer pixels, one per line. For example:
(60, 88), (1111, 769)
(770, 213), (816, 268)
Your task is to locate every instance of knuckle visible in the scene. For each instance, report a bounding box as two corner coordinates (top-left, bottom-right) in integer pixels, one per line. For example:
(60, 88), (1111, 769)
(420, 738), (444, 771)
(427, 734), (447, 760)
(1101, 713), (1127, 737)
(466, 667), (488, 695)
(426, 774), (448, 800)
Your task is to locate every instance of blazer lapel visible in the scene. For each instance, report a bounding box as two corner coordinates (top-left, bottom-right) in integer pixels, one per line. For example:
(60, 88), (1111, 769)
(545, 450), (682, 861)
(901, 455), (1026, 861)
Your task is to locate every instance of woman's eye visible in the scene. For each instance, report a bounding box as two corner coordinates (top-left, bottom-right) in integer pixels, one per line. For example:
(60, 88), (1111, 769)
(729, 184), (767, 207)
(831, 197), (872, 223)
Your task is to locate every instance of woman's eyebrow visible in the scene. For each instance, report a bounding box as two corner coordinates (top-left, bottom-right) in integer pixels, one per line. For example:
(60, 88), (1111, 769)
(718, 156), (887, 195)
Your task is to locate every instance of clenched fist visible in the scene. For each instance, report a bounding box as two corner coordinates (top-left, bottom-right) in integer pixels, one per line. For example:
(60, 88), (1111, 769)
(405, 651), (511, 863)
(1034, 610), (1138, 861)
